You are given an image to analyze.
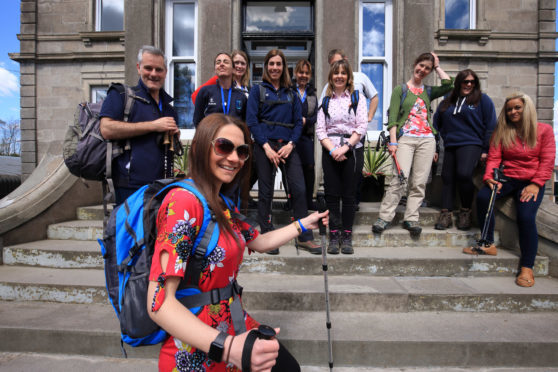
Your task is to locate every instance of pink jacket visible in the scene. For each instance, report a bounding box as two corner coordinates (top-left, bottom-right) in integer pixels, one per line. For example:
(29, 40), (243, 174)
(484, 122), (556, 187)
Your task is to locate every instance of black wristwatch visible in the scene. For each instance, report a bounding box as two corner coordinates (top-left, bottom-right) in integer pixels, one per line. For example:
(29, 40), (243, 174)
(208, 331), (228, 362)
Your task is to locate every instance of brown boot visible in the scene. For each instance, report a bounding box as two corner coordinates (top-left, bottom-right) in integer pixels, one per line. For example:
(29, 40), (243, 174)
(434, 209), (453, 230)
(456, 208), (472, 230)
(516, 267), (535, 287)
(463, 243), (497, 256)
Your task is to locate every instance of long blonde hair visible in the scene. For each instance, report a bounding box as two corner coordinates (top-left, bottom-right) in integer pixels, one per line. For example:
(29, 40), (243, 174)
(492, 92), (538, 149)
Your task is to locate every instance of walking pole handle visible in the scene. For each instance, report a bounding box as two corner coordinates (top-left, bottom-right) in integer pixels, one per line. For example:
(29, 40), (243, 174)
(317, 192), (327, 236)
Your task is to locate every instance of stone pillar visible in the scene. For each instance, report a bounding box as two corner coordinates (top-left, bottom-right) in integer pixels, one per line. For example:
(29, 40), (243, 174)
(19, 0), (38, 180)
(124, 0), (154, 85)
(537, 0), (557, 198)
(197, 0), (233, 84)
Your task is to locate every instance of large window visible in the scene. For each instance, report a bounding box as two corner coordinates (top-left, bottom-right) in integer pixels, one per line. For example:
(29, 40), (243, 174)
(242, 1), (314, 86)
(96, 0), (124, 31)
(165, 0), (197, 131)
(244, 2), (312, 33)
(445, 0), (476, 29)
(359, 0), (392, 133)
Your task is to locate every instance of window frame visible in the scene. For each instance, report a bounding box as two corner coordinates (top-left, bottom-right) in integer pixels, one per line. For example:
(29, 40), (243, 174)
(359, 0), (393, 139)
(95, 0), (124, 32)
(165, 0), (198, 138)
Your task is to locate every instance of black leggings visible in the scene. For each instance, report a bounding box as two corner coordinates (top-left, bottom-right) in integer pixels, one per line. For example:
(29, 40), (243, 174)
(441, 145), (482, 210)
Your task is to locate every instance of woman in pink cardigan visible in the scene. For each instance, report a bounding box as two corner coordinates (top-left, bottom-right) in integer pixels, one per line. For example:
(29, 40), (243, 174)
(463, 92), (555, 287)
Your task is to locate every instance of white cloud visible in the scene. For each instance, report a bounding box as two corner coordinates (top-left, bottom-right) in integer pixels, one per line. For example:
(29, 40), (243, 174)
(363, 28), (384, 56)
(0, 67), (18, 97)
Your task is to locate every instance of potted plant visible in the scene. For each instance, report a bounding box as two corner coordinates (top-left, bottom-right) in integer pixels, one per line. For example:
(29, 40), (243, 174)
(361, 140), (390, 202)
(173, 140), (191, 177)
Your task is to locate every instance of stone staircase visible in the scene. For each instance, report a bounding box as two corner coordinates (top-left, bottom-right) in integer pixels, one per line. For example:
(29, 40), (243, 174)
(1, 203), (558, 369)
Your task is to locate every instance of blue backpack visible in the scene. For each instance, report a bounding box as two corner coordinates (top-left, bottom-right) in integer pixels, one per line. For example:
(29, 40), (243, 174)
(99, 178), (246, 354)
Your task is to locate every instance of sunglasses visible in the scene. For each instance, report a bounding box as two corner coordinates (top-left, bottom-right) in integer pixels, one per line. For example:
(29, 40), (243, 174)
(212, 138), (250, 161)
(462, 79), (475, 85)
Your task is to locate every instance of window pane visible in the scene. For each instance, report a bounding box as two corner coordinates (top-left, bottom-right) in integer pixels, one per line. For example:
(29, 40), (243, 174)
(173, 3), (195, 56)
(100, 0), (123, 31)
(445, 0), (470, 29)
(361, 63), (384, 131)
(174, 63), (196, 129)
(91, 87), (108, 103)
(362, 2), (385, 57)
(245, 2), (311, 32)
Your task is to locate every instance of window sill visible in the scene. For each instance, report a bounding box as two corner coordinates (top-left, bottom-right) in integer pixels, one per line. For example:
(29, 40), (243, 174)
(435, 29), (491, 46)
(80, 31), (125, 47)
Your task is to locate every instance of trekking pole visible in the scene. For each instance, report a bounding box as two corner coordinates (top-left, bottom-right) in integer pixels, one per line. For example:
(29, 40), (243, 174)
(317, 191), (333, 371)
(379, 131), (406, 185)
(278, 161), (299, 255)
(475, 164), (506, 252)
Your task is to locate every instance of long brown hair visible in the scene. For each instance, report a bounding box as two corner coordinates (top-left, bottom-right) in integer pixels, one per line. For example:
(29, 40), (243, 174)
(188, 113), (252, 241)
(262, 49), (291, 88)
(439, 69), (481, 112)
(325, 59), (354, 97)
(231, 49), (250, 87)
(492, 92), (538, 149)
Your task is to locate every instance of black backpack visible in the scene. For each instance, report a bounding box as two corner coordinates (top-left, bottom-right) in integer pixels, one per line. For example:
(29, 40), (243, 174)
(320, 90), (360, 120)
(63, 83), (148, 195)
(257, 84), (296, 128)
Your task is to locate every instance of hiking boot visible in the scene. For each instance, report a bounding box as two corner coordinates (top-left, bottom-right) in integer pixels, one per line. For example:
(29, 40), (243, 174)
(297, 238), (322, 255)
(403, 220), (422, 236)
(327, 230), (340, 254)
(434, 209), (453, 230)
(456, 208), (472, 230)
(372, 218), (390, 233)
(463, 243), (497, 256)
(340, 230), (354, 254)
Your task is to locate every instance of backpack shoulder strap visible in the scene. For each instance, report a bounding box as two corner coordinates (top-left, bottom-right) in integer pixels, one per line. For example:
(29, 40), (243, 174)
(349, 90), (359, 115)
(320, 96), (331, 119)
(399, 83), (408, 106)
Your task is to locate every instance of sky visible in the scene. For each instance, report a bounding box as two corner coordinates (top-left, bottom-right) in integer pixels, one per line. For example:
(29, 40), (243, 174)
(0, 1), (20, 123)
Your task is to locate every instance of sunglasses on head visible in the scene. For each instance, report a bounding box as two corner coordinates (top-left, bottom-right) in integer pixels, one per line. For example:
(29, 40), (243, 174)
(212, 137), (250, 161)
(462, 79), (475, 85)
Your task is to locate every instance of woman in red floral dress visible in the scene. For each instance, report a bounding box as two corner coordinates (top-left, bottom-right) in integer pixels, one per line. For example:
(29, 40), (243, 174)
(147, 113), (328, 372)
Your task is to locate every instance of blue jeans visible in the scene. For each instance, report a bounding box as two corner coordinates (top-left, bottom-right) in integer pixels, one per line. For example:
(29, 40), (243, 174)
(476, 179), (545, 268)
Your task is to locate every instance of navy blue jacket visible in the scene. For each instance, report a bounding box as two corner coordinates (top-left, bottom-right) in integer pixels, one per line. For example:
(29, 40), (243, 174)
(193, 82), (247, 127)
(246, 81), (303, 145)
(99, 79), (177, 189)
(433, 93), (496, 152)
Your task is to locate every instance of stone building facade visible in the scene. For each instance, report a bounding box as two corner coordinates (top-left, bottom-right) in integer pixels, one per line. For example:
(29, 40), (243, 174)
(10, 0), (557, 181)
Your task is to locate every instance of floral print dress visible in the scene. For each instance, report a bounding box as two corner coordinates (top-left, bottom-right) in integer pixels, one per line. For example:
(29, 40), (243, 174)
(149, 188), (260, 372)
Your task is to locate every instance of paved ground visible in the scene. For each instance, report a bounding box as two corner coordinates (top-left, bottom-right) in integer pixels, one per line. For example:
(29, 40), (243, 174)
(1, 353), (558, 372)
(0, 155), (21, 176)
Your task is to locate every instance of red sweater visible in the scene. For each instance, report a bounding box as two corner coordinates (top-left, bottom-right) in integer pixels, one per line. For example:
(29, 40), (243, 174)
(484, 122), (556, 187)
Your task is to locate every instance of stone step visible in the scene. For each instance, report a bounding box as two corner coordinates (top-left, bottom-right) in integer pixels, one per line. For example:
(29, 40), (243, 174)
(76, 202), (442, 227)
(47, 220), (104, 241)
(1, 301), (557, 368)
(0, 353), (555, 372)
(1, 266), (557, 312)
(45, 217), (495, 248)
(3, 241), (548, 277)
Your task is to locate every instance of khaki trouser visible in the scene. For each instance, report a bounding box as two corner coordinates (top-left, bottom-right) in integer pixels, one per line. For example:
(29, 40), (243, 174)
(379, 136), (436, 222)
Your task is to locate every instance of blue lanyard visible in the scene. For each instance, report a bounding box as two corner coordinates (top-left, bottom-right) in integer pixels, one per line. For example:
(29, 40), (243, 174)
(220, 86), (232, 115)
(297, 86), (307, 103)
(158, 99), (163, 113)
